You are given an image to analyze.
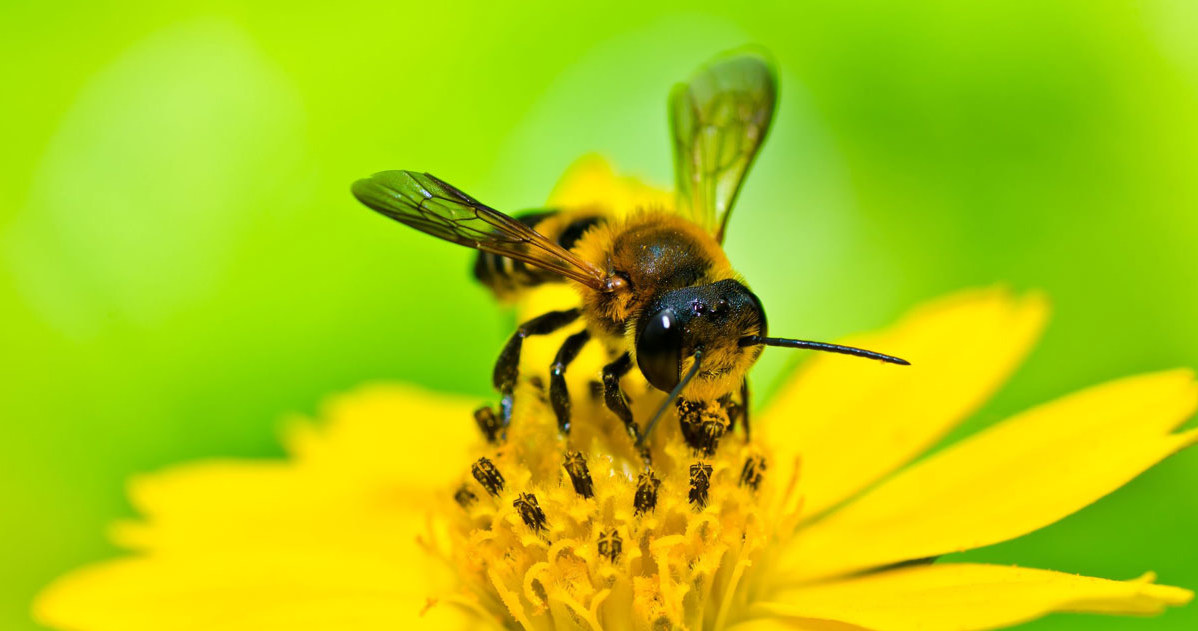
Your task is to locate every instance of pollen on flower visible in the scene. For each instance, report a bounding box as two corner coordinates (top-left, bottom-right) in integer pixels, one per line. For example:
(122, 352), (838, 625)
(678, 399), (732, 456)
(471, 457), (505, 497)
(688, 462), (714, 508)
(597, 529), (622, 562)
(634, 470), (661, 515)
(428, 381), (795, 630)
(474, 405), (504, 444)
(739, 454), (766, 491)
(513, 492), (549, 532)
(563, 451), (595, 498)
(454, 484), (478, 508)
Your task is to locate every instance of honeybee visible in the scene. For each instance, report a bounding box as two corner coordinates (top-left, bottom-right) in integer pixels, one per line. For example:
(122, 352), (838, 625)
(353, 51), (907, 455)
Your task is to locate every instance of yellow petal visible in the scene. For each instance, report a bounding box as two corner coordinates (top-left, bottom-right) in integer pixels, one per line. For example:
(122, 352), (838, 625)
(286, 383), (480, 482)
(728, 618), (868, 631)
(545, 154), (672, 215)
(762, 288), (1047, 518)
(753, 563), (1192, 631)
(116, 384), (478, 553)
(111, 460), (430, 559)
(115, 461), (323, 551)
(36, 385), (491, 630)
(34, 553), (479, 631)
(781, 370), (1198, 582)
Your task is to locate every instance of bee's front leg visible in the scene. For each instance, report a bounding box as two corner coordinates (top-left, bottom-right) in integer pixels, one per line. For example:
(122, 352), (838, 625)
(601, 353), (641, 443)
(493, 308), (581, 430)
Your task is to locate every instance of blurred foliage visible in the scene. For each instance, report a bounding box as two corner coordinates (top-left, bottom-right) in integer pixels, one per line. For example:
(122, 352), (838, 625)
(2, 1), (1197, 629)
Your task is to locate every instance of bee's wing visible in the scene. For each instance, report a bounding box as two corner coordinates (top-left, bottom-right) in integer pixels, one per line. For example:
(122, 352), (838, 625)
(352, 171), (607, 289)
(670, 51), (777, 243)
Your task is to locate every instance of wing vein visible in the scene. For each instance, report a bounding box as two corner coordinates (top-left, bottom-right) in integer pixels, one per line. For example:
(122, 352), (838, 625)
(352, 171), (607, 289)
(669, 51), (777, 243)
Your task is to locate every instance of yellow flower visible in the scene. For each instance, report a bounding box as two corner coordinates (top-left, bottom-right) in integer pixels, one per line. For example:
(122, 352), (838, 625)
(35, 161), (1196, 631)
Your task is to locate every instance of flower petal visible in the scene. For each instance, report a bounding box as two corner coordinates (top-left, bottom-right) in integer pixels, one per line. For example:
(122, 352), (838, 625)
(34, 553), (477, 631)
(781, 370), (1198, 582)
(545, 154), (673, 216)
(728, 618), (869, 631)
(285, 383), (481, 482)
(753, 563), (1192, 631)
(111, 460), (433, 558)
(36, 385), (491, 630)
(762, 288), (1047, 517)
(115, 384), (479, 553)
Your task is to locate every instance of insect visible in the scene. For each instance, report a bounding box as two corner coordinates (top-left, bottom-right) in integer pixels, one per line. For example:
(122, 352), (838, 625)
(352, 51), (908, 454)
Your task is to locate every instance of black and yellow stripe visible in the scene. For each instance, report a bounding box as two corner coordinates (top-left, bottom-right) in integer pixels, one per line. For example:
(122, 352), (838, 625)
(472, 209), (605, 300)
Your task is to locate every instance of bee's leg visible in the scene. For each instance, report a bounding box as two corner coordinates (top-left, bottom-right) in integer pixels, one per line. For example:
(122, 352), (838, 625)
(720, 393), (738, 433)
(601, 352), (640, 443)
(723, 381), (751, 441)
(494, 308), (582, 427)
(549, 329), (592, 434)
(740, 380), (752, 441)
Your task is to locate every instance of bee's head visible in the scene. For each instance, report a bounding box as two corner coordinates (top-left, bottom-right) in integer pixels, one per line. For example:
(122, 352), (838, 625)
(634, 279), (766, 394)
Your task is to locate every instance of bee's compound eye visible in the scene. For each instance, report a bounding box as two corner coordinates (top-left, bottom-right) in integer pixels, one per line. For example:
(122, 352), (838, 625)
(637, 308), (682, 392)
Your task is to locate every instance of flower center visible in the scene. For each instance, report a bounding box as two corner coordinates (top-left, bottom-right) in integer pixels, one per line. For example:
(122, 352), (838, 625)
(431, 382), (801, 630)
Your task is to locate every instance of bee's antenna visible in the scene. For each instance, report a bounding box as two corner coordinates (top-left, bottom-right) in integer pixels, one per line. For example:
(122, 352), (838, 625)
(739, 335), (910, 366)
(637, 349), (705, 449)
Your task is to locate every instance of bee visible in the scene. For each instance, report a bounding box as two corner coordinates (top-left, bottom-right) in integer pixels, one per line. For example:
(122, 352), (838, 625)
(352, 51), (908, 454)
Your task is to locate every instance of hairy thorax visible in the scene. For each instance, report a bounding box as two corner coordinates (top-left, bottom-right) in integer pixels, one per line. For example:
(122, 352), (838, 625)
(574, 211), (733, 343)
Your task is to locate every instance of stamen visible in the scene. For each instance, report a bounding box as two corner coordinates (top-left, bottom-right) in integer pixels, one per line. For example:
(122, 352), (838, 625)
(689, 462), (713, 509)
(513, 492), (547, 532)
(473, 406), (504, 444)
(634, 470), (661, 514)
(447, 364), (775, 628)
(739, 455), (766, 490)
(597, 528), (622, 562)
(563, 451), (595, 498)
(471, 457), (505, 496)
(454, 484), (478, 508)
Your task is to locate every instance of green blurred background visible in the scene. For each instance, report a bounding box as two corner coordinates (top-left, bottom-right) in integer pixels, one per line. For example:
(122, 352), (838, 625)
(2, 1), (1196, 629)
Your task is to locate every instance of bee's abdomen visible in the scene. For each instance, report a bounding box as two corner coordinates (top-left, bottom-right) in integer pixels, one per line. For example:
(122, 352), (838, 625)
(473, 210), (604, 299)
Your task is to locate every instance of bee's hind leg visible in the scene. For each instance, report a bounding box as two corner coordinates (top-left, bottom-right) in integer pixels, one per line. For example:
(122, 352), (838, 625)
(549, 329), (592, 434)
(494, 308), (582, 429)
(601, 353), (641, 444)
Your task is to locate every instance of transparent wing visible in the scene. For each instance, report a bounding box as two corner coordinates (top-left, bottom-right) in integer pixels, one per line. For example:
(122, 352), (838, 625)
(352, 170), (607, 289)
(670, 51), (778, 243)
